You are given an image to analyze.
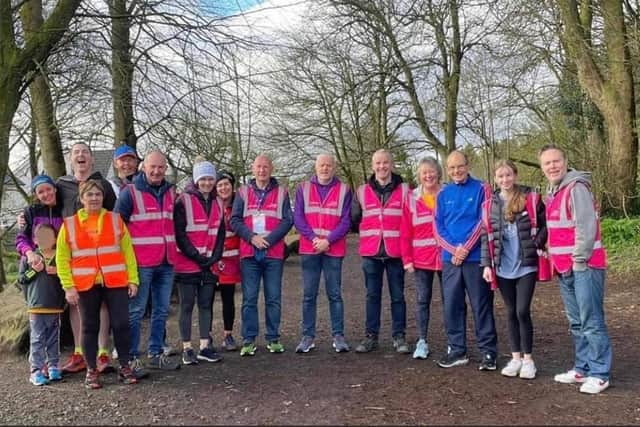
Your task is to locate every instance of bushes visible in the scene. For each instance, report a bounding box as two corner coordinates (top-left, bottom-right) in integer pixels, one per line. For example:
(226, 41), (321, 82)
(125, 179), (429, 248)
(601, 217), (640, 275)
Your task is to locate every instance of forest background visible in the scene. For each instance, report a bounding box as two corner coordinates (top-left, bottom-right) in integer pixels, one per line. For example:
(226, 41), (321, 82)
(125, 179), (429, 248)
(1, 0), (640, 289)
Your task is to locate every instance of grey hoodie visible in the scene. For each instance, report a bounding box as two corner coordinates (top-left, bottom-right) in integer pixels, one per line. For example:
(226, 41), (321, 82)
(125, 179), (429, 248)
(548, 169), (599, 271)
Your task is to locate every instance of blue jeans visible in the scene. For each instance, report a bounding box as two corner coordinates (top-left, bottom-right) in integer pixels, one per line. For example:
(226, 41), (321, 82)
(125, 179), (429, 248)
(241, 257), (284, 343)
(558, 267), (612, 381)
(28, 313), (60, 372)
(362, 257), (406, 338)
(129, 263), (174, 358)
(301, 254), (345, 338)
(414, 269), (442, 340)
(442, 262), (497, 357)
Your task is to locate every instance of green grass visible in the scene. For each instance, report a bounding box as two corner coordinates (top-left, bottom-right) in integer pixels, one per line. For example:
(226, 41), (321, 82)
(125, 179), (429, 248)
(601, 217), (640, 276)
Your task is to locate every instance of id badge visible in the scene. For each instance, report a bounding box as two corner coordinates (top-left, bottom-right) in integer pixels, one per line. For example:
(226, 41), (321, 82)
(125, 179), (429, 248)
(253, 213), (266, 235)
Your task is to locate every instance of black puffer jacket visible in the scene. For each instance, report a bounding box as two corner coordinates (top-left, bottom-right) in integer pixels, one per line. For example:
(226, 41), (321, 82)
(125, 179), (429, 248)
(480, 185), (547, 268)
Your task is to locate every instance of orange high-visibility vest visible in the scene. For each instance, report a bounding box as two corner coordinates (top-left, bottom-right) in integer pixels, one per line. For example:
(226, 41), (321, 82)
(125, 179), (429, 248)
(64, 211), (128, 292)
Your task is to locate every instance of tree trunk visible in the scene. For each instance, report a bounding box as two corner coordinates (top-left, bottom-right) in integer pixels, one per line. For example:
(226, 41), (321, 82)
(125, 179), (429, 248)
(109, 0), (137, 148)
(21, 0), (66, 179)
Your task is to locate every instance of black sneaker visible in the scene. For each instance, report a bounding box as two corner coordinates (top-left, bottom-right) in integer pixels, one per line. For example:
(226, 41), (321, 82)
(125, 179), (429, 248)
(197, 347), (223, 363)
(479, 353), (497, 371)
(437, 352), (469, 368)
(355, 335), (379, 353)
(182, 349), (199, 365)
(148, 353), (181, 370)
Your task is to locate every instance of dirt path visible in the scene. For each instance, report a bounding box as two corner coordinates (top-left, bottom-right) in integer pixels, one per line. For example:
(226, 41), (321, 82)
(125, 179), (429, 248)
(1, 235), (638, 425)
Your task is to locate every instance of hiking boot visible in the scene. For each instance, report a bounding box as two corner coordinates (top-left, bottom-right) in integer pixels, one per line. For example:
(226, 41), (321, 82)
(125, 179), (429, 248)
(393, 335), (411, 354)
(62, 352), (86, 374)
(412, 339), (429, 360)
(240, 342), (257, 357)
(129, 357), (149, 380)
(118, 366), (138, 385)
(84, 368), (102, 390)
(197, 347), (223, 363)
(332, 335), (350, 353)
(266, 341), (285, 353)
(29, 370), (49, 386)
(182, 348), (199, 365)
(501, 359), (522, 377)
(579, 377), (610, 394)
(97, 354), (115, 374)
(148, 353), (181, 370)
(437, 352), (469, 368)
(355, 335), (378, 353)
(519, 360), (537, 379)
(295, 336), (316, 354)
(554, 369), (587, 384)
(222, 335), (238, 351)
(479, 353), (497, 371)
(48, 367), (62, 381)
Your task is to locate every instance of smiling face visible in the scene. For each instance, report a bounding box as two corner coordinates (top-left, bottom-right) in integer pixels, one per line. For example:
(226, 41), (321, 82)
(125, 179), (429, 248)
(539, 148), (568, 186)
(371, 151), (392, 184)
(70, 143), (94, 176)
(418, 163), (440, 191)
(315, 154), (336, 185)
(197, 176), (216, 195)
(34, 183), (57, 206)
(252, 155), (273, 187)
(143, 151), (168, 186)
(115, 155), (138, 178)
(216, 178), (233, 202)
(446, 152), (469, 184)
(495, 165), (517, 193)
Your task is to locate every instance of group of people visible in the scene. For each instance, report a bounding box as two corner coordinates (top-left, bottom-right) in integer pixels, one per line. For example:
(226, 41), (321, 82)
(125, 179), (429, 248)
(16, 143), (613, 395)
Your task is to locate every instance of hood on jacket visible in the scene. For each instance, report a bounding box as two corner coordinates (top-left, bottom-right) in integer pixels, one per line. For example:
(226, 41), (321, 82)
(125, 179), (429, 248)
(552, 169), (591, 194)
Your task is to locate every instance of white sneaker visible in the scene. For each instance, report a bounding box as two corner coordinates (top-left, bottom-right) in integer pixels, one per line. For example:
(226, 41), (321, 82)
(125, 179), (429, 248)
(412, 339), (429, 359)
(579, 377), (610, 394)
(500, 359), (522, 377)
(554, 369), (587, 384)
(519, 360), (537, 379)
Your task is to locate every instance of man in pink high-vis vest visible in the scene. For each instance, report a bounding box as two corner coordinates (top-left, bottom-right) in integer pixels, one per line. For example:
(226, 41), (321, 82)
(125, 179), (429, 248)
(293, 154), (352, 354)
(539, 145), (611, 395)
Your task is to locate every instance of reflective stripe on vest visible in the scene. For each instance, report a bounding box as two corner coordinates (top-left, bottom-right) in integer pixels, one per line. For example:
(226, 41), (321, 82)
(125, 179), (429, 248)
(299, 180), (349, 257)
(174, 192), (222, 274)
(403, 190), (441, 270)
(357, 182), (408, 257)
(126, 184), (177, 267)
(545, 182), (607, 273)
(64, 211), (128, 291)
(238, 184), (287, 259)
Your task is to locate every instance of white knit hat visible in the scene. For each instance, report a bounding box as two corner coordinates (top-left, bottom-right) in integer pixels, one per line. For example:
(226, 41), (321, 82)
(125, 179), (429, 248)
(193, 161), (216, 184)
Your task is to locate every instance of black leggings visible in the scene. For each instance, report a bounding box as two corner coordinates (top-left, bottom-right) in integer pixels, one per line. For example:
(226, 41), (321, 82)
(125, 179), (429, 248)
(177, 276), (215, 341)
(217, 284), (236, 331)
(497, 272), (536, 354)
(78, 286), (130, 368)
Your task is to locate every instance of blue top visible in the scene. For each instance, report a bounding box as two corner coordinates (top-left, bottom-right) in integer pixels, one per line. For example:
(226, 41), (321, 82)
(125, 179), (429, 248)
(435, 175), (487, 263)
(497, 221), (538, 279)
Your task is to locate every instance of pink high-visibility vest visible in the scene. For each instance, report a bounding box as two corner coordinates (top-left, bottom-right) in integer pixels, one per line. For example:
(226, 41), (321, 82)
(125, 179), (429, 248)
(173, 192), (222, 274)
(357, 182), (408, 257)
(213, 203), (241, 284)
(298, 180), (349, 257)
(126, 184), (177, 267)
(238, 184), (287, 259)
(400, 189), (441, 270)
(546, 182), (607, 273)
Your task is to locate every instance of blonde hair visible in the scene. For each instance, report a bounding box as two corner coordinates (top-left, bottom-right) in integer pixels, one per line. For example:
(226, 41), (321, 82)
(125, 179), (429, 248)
(495, 159), (525, 222)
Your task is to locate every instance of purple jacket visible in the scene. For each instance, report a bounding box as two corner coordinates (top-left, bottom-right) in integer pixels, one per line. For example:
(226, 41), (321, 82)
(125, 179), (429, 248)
(294, 175), (352, 245)
(15, 203), (64, 257)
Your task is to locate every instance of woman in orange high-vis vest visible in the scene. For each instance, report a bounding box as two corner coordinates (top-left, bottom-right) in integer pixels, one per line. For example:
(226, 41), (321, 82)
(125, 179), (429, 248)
(56, 180), (139, 390)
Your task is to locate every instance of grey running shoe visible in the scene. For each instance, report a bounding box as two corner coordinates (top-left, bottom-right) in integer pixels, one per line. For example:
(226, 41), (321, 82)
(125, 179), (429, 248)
(437, 352), (469, 368)
(182, 349), (199, 365)
(148, 353), (181, 370)
(393, 335), (411, 354)
(295, 336), (316, 353)
(355, 335), (378, 353)
(332, 335), (350, 353)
